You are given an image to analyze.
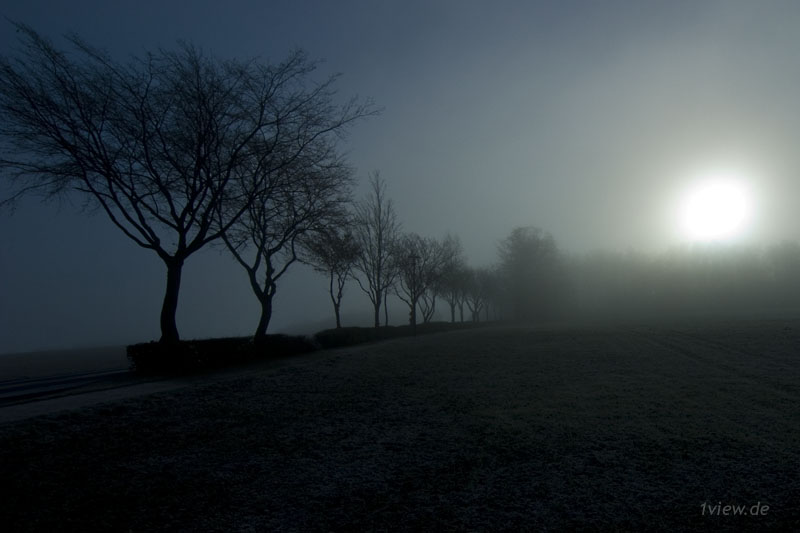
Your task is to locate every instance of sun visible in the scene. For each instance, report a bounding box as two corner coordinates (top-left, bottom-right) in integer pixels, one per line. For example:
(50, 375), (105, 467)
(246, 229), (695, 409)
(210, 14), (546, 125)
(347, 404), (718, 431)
(679, 172), (752, 242)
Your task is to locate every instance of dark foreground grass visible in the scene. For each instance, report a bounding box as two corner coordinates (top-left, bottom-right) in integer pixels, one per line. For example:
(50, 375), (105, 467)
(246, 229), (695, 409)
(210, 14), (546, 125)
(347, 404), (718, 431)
(1, 320), (798, 531)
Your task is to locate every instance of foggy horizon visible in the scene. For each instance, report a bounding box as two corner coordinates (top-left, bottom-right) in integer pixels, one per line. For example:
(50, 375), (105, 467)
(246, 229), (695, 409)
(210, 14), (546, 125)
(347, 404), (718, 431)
(4, 0), (800, 353)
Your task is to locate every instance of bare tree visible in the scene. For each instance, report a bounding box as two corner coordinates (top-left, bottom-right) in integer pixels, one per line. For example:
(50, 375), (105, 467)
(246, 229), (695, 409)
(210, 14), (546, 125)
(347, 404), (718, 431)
(433, 235), (468, 323)
(0, 24), (374, 343)
(391, 233), (461, 327)
(353, 172), (400, 328)
(391, 233), (437, 327)
(222, 149), (358, 344)
(465, 267), (494, 322)
(439, 261), (470, 323)
(419, 289), (438, 324)
(302, 222), (361, 329)
(419, 234), (462, 324)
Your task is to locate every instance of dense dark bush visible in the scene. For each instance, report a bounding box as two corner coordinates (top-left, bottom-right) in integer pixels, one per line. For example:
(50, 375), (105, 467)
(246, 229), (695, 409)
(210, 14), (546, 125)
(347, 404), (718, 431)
(127, 334), (319, 375)
(128, 322), (490, 375)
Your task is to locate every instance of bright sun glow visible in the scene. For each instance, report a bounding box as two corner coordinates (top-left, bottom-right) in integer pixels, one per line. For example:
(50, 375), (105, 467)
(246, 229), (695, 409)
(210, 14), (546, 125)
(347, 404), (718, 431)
(680, 173), (752, 242)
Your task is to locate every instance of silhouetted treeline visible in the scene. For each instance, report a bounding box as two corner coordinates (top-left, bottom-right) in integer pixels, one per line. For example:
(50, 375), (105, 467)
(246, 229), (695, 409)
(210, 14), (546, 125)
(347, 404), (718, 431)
(370, 220), (800, 326)
(0, 25), (377, 344)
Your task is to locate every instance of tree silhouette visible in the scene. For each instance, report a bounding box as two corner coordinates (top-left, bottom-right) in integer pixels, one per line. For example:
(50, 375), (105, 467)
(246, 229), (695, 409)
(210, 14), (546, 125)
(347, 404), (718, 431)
(465, 267), (491, 322)
(437, 237), (469, 322)
(353, 172), (400, 328)
(303, 223), (361, 329)
(498, 227), (563, 321)
(391, 233), (451, 328)
(222, 154), (357, 344)
(420, 235), (462, 323)
(0, 24), (374, 343)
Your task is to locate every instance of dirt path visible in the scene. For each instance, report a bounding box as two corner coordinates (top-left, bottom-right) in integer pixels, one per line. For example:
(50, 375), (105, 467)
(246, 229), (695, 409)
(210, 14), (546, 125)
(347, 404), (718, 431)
(0, 321), (797, 531)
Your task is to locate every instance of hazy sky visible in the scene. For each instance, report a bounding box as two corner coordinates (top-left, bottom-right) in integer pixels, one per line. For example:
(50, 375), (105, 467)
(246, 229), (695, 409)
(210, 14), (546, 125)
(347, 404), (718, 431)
(3, 0), (800, 352)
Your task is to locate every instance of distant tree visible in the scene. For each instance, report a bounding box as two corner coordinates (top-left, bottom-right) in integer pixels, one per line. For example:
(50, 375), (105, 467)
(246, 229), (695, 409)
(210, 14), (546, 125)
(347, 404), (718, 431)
(392, 233), (451, 327)
(419, 234), (463, 323)
(353, 172), (401, 328)
(302, 223), (361, 329)
(437, 237), (469, 322)
(464, 268), (485, 322)
(439, 263), (470, 322)
(479, 266), (504, 321)
(419, 289), (438, 324)
(498, 227), (563, 321)
(0, 24), (375, 344)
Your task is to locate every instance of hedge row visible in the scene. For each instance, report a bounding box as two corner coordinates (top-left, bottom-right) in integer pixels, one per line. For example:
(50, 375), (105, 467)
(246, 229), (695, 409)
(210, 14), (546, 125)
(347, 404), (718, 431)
(127, 334), (318, 375)
(312, 321), (486, 349)
(128, 321), (490, 375)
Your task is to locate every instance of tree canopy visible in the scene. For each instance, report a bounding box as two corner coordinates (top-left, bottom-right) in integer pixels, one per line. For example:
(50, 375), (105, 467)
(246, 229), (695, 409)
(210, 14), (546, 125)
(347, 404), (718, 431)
(0, 24), (376, 342)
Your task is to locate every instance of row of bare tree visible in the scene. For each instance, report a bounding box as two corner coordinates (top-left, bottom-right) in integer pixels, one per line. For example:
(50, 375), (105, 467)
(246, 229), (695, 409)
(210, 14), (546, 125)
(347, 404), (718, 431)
(20, 25), (783, 343)
(302, 174), (567, 330)
(302, 174), (473, 330)
(0, 26), (379, 345)
(3, 25), (545, 346)
(1, 25), (534, 344)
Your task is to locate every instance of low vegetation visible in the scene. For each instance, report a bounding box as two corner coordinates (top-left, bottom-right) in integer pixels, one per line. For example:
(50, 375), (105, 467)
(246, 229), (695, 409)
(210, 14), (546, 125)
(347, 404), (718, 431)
(127, 321), (491, 375)
(127, 335), (318, 375)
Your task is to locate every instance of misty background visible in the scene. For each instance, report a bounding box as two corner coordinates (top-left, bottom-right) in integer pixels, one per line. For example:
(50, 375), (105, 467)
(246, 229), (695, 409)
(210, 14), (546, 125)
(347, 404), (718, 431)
(3, 0), (800, 353)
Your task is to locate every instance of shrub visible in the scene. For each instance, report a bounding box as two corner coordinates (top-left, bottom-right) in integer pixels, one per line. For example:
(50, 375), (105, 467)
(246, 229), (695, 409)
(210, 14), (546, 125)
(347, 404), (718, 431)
(127, 334), (318, 375)
(128, 321), (489, 375)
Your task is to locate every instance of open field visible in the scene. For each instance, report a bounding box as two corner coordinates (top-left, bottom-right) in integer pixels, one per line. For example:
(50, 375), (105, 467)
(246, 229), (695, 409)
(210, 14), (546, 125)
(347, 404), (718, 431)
(0, 320), (798, 531)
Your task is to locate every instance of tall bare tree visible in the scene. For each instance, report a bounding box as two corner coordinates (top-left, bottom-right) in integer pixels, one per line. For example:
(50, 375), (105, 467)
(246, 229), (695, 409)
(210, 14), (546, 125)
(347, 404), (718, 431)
(302, 222), (361, 329)
(465, 267), (494, 322)
(391, 234), (433, 327)
(0, 24), (374, 343)
(392, 233), (461, 327)
(222, 148), (359, 344)
(420, 234), (462, 324)
(353, 172), (400, 328)
(439, 259), (470, 323)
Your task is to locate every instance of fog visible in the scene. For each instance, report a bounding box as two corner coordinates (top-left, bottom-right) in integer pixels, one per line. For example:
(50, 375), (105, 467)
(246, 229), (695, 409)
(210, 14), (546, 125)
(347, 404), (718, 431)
(3, 0), (800, 352)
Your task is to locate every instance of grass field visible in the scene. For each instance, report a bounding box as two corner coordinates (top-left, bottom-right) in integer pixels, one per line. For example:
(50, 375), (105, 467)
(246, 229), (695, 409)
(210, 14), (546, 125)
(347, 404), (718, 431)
(0, 319), (798, 531)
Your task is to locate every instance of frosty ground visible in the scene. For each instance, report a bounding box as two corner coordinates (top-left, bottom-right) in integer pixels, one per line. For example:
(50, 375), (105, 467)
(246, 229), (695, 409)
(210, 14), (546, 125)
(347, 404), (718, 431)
(0, 319), (798, 531)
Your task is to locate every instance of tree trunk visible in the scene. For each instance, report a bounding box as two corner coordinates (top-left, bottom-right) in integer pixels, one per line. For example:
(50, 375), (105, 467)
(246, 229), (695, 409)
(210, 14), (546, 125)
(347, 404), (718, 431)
(410, 299), (417, 336)
(383, 292), (389, 326)
(449, 302), (456, 323)
(329, 272), (342, 329)
(459, 303), (464, 322)
(159, 257), (184, 344)
(423, 296), (436, 323)
(373, 294), (381, 328)
(254, 295), (273, 346)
